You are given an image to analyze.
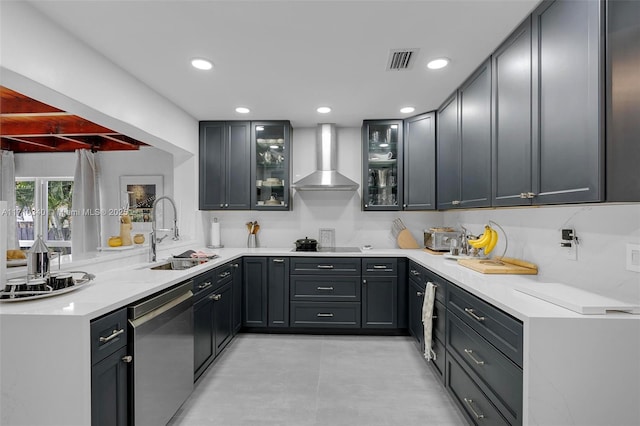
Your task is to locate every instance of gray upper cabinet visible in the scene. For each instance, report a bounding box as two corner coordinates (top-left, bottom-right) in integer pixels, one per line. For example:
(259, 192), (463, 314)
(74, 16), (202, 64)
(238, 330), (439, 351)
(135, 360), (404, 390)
(459, 59), (492, 208)
(531, 0), (604, 204)
(251, 121), (291, 210)
(606, 0), (640, 201)
(403, 112), (436, 210)
(437, 92), (461, 210)
(437, 60), (492, 210)
(492, 18), (535, 207)
(199, 121), (251, 210)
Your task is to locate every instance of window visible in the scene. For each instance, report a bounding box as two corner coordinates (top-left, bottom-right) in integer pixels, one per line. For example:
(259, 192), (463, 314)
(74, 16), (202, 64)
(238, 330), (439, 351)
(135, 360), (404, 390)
(16, 178), (74, 254)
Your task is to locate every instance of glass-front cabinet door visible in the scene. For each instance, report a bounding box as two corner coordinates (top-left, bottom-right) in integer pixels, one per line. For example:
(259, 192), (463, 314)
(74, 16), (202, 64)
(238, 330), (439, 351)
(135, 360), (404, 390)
(251, 121), (291, 210)
(362, 120), (403, 210)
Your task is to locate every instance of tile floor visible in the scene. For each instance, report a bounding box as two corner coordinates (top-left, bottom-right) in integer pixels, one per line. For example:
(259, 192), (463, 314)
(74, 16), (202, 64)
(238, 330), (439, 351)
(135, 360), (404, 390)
(168, 333), (467, 426)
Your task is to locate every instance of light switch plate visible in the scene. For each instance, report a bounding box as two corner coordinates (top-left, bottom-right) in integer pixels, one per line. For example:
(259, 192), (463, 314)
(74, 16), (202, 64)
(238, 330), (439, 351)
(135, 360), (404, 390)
(626, 243), (640, 272)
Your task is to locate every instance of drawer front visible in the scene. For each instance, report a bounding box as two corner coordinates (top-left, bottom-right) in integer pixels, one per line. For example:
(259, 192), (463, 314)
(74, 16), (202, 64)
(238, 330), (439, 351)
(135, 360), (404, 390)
(215, 263), (235, 285)
(192, 271), (216, 300)
(447, 355), (511, 426)
(290, 302), (361, 328)
(290, 257), (361, 275)
(362, 258), (397, 275)
(448, 313), (522, 425)
(433, 300), (446, 342)
(448, 283), (523, 367)
(408, 261), (428, 282)
(291, 276), (361, 302)
(91, 308), (128, 365)
(408, 261), (446, 304)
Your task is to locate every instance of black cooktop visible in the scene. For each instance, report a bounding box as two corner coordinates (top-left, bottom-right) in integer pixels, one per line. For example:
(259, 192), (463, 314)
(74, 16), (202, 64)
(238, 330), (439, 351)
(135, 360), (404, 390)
(292, 247), (361, 253)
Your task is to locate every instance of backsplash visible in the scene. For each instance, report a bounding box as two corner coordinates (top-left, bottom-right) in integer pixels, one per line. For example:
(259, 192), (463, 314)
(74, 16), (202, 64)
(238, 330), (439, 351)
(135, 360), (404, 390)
(444, 203), (640, 303)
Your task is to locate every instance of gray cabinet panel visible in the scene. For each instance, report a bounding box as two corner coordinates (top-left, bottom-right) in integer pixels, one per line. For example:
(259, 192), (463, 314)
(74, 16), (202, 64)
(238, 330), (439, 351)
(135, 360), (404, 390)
(290, 302), (361, 328)
(227, 122), (252, 209)
(437, 92), (461, 209)
(532, 0), (603, 204)
(193, 290), (214, 378)
(91, 346), (129, 426)
(362, 276), (397, 328)
(213, 281), (233, 356)
(606, 0), (640, 201)
(403, 112), (436, 210)
(459, 59), (492, 208)
(268, 257), (289, 327)
(199, 122), (226, 210)
(408, 278), (425, 351)
(492, 18), (534, 206)
(242, 257), (267, 327)
(230, 261), (242, 334)
(290, 276), (361, 302)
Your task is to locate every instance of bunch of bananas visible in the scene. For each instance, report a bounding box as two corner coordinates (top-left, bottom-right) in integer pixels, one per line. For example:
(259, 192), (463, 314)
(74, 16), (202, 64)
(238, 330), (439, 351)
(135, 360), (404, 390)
(468, 225), (498, 255)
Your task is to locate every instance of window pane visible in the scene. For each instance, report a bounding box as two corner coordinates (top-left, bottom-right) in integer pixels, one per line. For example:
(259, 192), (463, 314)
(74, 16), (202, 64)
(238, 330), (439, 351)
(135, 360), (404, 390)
(15, 180), (35, 246)
(47, 180), (73, 247)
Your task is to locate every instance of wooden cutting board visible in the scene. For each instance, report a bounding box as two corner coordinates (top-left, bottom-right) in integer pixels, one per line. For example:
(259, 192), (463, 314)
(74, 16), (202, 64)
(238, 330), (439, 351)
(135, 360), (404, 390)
(457, 257), (538, 275)
(396, 229), (420, 249)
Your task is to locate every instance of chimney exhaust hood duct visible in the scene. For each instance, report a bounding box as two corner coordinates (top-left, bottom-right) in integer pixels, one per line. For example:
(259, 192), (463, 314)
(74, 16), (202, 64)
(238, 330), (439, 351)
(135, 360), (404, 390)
(292, 123), (359, 191)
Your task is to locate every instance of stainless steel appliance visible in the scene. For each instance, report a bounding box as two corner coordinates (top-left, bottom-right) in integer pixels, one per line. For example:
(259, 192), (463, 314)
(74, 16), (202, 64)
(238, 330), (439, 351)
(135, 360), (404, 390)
(424, 227), (460, 251)
(129, 281), (193, 426)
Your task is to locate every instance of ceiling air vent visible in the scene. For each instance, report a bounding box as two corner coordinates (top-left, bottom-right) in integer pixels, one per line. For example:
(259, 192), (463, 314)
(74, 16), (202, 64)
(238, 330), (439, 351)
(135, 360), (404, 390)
(386, 48), (420, 71)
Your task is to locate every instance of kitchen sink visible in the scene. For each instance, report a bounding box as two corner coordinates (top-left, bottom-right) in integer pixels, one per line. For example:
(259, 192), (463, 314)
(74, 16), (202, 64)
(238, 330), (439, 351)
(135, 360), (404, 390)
(149, 258), (210, 271)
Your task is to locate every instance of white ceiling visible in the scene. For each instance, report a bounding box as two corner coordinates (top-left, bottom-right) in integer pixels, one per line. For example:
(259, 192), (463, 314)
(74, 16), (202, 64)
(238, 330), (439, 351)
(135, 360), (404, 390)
(27, 0), (541, 128)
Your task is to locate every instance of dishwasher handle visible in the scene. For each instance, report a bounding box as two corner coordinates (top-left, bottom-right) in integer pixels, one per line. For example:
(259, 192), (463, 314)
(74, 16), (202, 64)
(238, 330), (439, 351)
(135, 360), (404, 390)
(129, 290), (192, 328)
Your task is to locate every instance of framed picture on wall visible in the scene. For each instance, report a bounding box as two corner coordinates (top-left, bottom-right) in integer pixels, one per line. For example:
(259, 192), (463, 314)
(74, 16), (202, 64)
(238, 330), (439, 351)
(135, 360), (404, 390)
(119, 175), (163, 231)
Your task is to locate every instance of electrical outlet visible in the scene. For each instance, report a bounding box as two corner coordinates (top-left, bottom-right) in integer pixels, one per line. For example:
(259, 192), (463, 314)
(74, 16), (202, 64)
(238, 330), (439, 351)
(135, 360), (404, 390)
(627, 243), (640, 272)
(561, 228), (577, 261)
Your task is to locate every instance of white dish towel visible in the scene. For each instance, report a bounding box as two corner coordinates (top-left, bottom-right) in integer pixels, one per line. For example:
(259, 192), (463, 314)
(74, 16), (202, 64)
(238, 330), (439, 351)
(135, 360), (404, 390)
(422, 281), (437, 361)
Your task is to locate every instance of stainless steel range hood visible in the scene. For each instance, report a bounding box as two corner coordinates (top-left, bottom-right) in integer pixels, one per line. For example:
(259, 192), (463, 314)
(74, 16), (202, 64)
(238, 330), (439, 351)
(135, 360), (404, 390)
(291, 123), (359, 191)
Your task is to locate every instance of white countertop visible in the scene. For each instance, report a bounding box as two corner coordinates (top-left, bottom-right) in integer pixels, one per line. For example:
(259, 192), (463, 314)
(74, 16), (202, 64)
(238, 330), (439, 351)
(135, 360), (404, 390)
(2, 246), (636, 322)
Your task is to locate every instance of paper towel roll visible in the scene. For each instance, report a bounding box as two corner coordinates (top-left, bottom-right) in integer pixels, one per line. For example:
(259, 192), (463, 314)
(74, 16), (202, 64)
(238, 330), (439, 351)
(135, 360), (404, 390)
(210, 219), (221, 247)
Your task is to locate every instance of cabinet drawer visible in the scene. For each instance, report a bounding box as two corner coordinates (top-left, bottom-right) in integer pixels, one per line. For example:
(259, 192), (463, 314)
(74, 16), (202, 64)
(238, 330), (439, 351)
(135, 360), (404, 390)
(290, 276), (361, 302)
(408, 261), (428, 282)
(447, 355), (511, 426)
(448, 313), (522, 425)
(192, 271), (215, 300)
(408, 261), (446, 304)
(290, 257), (361, 275)
(215, 263), (235, 284)
(448, 284), (523, 367)
(91, 308), (128, 365)
(362, 258), (397, 275)
(290, 302), (361, 328)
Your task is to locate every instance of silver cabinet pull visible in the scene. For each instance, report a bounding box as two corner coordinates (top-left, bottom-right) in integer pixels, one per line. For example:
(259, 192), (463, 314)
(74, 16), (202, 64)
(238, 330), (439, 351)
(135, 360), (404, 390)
(220, 203), (224, 208)
(417, 291), (424, 297)
(219, 271), (230, 278)
(373, 265), (387, 269)
(317, 265), (334, 269)
(520, 192), (528, 199)
(273, 259), (285, 263)
(464, 349), (485, 365)
(209, 294), (222, 301)
(224, 203), (229, 207)
(363, 279), (367, 285)
(121, 355), (133, 363)
(316, 286), (334, 291)
(364, 204), (368, 208)
(99, 328), (124, 343)
(526, 192), (536, 199)
(464, 308), (485, 322)
(316, 313), (334, 317)
(428, 281), (438, 288)
(432, 315), (438, 319)
(452, 200), (461, 206)
(232, 263), (239, 268)
(463, 398), (485, 420)
(410, 270), (420, 276)
(198, 281), (212, 290)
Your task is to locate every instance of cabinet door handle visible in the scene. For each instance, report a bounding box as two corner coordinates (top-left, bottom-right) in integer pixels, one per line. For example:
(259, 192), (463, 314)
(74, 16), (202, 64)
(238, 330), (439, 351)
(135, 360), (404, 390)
(464, 349), (485, 365)
(232, 263), (239, 268)
(198, 281), (212, 290)
(417, 291), (424, 297)
(121, 355), (133, 363)
(209, 294), (222, 301)
(316, 286), (334, 291)
(273, 259), (285, 263)
(363, 279), (367, 285)
(526, 192), (536, 199)
(410, 270), (420, 276)
(463, 398), (485, 420)
(220, 203), (224, 208)
(317, 265), (334, 269)
(99, 328), (124, 343)
(403, 204), (407, 208)
(364, 204), (369, 208)
(464, 308), (485, 322)
(316, 313), (334, 318)
(372, 265), (387, 269)
(224, 204), (229, 207)
(452, 200), (461, 206)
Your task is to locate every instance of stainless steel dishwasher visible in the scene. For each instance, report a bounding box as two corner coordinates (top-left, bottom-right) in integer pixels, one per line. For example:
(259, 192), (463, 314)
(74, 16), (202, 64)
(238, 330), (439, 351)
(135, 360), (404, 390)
(129, 280), (194, 426)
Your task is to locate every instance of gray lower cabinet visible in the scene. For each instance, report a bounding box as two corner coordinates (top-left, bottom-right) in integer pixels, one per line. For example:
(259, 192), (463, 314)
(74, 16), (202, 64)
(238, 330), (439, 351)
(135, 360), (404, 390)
(446, 283), (523, 426)
(90, 308), (130, 426)
(193, 286), (215, 380)
(268, 257), (289, 327)
(199, 121), (251, 210)
(403, 112), (436, 210)
(361, 258), (397, 328)
(230, 260), (242, 335)
(243, 257), (268, 327)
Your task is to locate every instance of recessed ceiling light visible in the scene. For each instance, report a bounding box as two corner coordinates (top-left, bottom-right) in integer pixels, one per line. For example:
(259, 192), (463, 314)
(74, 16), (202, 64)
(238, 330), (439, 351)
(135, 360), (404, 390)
(317, 106), (332, 114)
(427, 58), (450, 70)
(400, 107), (415, 114)
(235, 107), (250, 114)
(191, 58), (213, 70)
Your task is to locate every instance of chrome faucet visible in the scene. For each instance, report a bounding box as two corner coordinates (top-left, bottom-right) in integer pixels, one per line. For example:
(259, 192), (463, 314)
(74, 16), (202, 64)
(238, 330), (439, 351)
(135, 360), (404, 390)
(150, 195), (179, 262)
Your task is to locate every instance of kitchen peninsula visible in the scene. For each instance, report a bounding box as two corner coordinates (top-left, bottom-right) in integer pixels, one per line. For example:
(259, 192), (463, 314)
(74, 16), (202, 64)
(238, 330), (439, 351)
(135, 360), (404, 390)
(1, 244), (638, 426)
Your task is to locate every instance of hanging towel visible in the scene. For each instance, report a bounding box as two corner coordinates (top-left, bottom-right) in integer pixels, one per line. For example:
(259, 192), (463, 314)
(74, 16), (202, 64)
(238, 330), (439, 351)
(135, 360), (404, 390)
(422, 281), (437, 361)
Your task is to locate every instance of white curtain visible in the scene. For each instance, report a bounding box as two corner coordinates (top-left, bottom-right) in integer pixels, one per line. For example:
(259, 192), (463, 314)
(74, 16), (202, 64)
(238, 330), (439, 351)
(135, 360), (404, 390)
(0, 150), (17, 249)
(71, 149), (101, 254)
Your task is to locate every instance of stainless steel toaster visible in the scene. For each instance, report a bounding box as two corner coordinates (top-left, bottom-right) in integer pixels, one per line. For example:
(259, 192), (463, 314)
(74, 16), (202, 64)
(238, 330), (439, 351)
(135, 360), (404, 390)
(424, 227), (460, 251)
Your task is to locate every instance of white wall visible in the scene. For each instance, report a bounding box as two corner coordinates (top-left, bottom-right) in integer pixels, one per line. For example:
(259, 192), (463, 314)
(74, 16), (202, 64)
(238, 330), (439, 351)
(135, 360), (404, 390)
(201, 127), (443, 249)
(444, 204), (640, 303)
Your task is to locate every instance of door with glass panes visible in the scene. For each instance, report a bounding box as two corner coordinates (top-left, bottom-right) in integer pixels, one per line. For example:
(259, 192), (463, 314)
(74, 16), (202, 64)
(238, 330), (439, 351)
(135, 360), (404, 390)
(251, 121), (291, 210)
(362, 120), (403, 210)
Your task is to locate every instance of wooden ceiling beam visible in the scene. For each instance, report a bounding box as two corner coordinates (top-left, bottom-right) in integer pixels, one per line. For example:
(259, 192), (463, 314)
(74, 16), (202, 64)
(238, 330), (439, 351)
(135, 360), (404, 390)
(100, 134), (141, 148)
(1, 136), (59, 150)
(0, 117), (114, 135)
(0, 86), (65, 114)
